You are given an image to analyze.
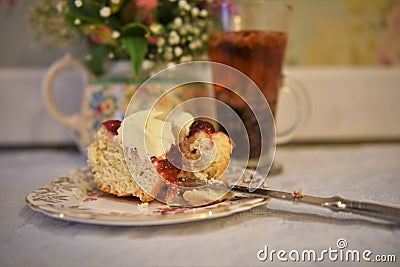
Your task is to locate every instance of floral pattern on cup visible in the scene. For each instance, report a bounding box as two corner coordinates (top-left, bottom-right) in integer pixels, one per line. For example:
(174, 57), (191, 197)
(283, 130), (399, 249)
(79, 82), (134, 152)
(44, 55), (216, 155)
(90, 91), (118, 120)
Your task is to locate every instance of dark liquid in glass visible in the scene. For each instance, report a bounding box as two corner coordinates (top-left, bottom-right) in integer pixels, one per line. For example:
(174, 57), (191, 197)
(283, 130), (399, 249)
(209, 30), (287, 159)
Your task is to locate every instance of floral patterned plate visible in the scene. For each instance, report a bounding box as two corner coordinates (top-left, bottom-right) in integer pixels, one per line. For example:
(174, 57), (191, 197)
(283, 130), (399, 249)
(25, 168), (269, 226)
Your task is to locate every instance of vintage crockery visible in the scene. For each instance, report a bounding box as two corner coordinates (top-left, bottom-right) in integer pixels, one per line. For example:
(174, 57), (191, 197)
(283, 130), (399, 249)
(43, 54), (214, 154)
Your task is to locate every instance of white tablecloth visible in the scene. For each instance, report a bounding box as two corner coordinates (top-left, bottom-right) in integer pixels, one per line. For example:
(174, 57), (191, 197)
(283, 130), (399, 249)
(1, 144), (399, 267)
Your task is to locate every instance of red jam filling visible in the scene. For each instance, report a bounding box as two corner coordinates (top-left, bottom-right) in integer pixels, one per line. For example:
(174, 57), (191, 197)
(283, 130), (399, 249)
(151, 120), (216, 184)
(188, 120), (215, 137)
(102, 120), (121, 135)
(151, 157), (180, 184)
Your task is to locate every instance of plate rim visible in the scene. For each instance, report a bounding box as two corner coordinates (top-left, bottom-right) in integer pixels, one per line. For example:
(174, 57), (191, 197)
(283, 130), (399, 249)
(25, 168), (269, 226)
(25, 195), (268, 226)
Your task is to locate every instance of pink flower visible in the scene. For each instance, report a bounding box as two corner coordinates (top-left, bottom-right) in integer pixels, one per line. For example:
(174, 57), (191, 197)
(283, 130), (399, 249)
(135, 0), (158, 11)
(94, 106), (102, 117)
(148, 35), (158, 45)
(90, 26), (113, 45)
(134, 0), (157, 25)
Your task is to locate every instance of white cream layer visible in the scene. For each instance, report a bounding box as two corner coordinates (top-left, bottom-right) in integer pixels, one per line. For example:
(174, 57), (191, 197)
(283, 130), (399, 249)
(118, 109), (193, 158)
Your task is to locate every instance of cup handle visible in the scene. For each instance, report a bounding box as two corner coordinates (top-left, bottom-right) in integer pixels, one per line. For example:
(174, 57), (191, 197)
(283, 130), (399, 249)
(275, 76), (310, 145)
(42, 53), (91, 131)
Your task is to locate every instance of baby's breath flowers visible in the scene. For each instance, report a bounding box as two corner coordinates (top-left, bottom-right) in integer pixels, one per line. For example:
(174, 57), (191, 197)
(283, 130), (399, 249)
(29, 0), (210, 77)
(146, 0), (208, 65)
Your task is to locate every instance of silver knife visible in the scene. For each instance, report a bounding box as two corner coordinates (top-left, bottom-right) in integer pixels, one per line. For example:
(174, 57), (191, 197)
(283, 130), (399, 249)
(231, 184), (400, 223)
(179, 178), (400, 223)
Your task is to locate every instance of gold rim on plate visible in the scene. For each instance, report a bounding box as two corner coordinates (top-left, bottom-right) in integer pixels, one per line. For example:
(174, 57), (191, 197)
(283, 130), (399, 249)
(25, 168), (269, 226)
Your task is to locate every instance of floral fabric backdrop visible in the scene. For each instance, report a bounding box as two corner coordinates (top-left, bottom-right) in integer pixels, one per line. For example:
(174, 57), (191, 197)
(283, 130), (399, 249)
(285, 0), (400, 66)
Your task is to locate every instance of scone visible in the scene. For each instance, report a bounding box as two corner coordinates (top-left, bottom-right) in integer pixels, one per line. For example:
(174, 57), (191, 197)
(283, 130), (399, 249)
(87, 110), (233, 205)
(87, 120), (160, 202)
(179, 120), (233, 181)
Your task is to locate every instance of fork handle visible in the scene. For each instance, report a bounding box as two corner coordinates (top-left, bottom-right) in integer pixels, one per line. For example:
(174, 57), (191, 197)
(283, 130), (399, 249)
(323, 197), (400, 223)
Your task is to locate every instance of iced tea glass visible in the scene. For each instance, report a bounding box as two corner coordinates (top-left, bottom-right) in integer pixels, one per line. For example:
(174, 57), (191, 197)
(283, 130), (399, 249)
(208, 0), (305, 172)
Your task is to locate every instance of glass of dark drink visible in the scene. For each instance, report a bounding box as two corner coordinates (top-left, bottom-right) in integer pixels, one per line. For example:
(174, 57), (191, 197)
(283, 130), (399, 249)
(207, 0), (308, 173)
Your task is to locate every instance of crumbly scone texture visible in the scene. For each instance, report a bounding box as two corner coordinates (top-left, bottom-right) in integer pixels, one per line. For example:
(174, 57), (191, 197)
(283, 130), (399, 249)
(88, 121), (233, 206)
(179, 131), (234, 206)
(179, 131), (232, 181)
(87, 126), (161, 202)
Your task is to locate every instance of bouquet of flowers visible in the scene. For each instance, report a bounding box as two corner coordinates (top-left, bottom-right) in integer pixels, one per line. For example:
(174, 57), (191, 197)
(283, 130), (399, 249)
(29, 0), (210, 77)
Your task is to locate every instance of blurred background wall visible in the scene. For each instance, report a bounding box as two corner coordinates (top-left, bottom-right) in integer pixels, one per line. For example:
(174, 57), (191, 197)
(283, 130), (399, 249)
(1, 0), (399, 146)
(1, 0), (399, 67)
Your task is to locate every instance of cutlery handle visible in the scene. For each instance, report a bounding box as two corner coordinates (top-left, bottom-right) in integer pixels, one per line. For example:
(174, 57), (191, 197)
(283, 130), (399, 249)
(324, 197), (400, 223)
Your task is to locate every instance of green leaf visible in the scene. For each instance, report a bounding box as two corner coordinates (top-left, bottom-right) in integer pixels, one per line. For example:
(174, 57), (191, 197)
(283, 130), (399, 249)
(121, 22), (150, 37)
(110, 0), (127, 13)
(66, 0), (103, 19)
(120, 23), (150, 79)
(121, 35), (148, 79)
(85, 45), (106, 75)
(64, 12), (102, 27)
(157, 0), (179, 25)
